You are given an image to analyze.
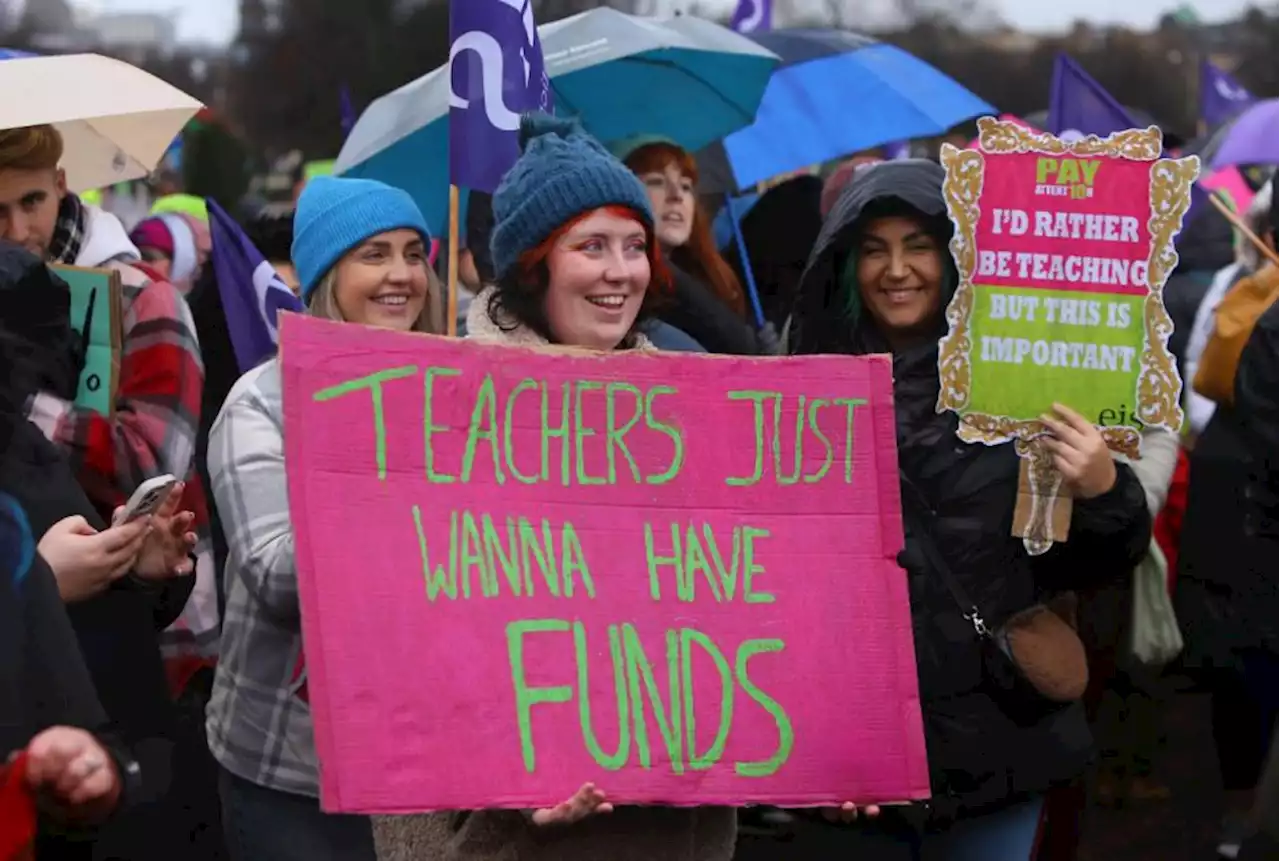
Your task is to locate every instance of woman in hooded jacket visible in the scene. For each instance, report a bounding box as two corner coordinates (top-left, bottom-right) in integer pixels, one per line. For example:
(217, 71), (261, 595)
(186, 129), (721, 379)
(371, 114), (736, 861)
(613, 137), (765, 355)
(785, 160), (1151, 855)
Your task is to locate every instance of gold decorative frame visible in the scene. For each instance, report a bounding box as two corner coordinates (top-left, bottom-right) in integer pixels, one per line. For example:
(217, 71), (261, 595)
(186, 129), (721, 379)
(937, 117), (1199, 550)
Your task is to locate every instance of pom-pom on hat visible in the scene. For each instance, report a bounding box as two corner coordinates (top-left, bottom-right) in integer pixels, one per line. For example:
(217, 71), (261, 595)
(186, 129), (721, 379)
(489, 113), (653, 280)
(291, 176), (431, 300)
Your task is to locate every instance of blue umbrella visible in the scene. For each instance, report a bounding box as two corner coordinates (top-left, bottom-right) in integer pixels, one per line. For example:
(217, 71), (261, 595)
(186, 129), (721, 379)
(694, 29), (995, 193)
(336, 9), (779, 235)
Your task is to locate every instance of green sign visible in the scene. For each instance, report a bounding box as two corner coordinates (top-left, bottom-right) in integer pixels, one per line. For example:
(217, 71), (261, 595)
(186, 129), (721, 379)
(52, 264), (122, 417)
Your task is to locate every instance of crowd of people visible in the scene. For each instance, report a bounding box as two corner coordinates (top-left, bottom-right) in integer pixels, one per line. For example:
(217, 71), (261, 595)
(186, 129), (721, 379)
(0, 99), (1275, 861)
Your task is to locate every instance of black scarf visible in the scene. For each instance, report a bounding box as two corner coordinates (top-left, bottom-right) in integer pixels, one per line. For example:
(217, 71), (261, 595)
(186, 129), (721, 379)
(45, 193), (86, 266)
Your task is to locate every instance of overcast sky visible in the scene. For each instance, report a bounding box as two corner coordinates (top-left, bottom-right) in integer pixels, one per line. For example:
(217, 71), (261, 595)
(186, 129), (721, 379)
(73, 0), (1269, 45)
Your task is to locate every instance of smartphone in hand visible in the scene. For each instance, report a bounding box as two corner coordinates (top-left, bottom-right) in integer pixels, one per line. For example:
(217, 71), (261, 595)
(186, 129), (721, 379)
(115, 475), (178, 524)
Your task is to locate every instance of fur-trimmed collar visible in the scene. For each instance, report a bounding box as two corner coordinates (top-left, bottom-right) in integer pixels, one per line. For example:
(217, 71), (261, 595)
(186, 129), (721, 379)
(465, 285), (653, 351)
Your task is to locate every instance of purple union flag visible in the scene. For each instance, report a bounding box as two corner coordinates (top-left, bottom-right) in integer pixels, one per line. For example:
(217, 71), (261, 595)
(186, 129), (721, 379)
(449, 0), (552, 193)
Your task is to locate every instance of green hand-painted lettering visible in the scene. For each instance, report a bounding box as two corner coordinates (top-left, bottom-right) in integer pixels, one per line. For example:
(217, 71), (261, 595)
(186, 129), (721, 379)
(506, 619), (574, 773)
(423, 367), (462, 483)
(461, 375), (505, 485)
(833, 398), (866, 483)
(621, 624), (684, 773)
(573, 381), (606, 486)
(312, 365), (417, 480)
(503, 379), (541, 484)
(574, 621), (630, 770)
(643, 522), (682, 601)
(742, 526), (774, 604)
(680, 628), (734, 771)
(605, 382), (644, 484)
(804, 398), (834, 483)
(643, 386), (684, 485)
(559, 521), (596, 599)
(734, 638), (793, 777)
(725, 391), (775, 486)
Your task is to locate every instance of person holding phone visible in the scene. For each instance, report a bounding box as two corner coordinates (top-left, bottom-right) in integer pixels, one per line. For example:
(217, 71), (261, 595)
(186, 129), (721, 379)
(0, 246), (199, 860)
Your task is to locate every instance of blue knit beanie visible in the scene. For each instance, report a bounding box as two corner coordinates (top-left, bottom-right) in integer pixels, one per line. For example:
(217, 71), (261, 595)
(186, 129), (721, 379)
(292, 176), (431, 300)
(489, 114), (654, 280)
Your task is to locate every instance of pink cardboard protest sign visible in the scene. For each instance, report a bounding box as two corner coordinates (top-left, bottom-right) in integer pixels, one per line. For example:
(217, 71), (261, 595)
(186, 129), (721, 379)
(280, 313), (927, 814)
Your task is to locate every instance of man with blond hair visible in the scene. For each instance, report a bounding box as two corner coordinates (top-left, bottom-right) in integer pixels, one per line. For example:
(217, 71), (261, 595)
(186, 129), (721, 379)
(0, 124), (223, 856)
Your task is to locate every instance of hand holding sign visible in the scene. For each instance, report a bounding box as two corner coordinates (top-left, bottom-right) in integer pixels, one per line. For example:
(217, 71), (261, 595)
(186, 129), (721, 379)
(820, 802), (881, 823)
(1039, 404), (1116, 500)
(531, 782), (613, 826)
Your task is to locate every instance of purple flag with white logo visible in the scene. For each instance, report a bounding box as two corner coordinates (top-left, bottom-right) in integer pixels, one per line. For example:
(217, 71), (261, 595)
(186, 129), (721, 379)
(1047, 54), (1136, 141)
(207, 200), (303, 373)
(730, 0), (772, 33)
(1201, 61), (1256, 129)
(449, 0), (552, 193)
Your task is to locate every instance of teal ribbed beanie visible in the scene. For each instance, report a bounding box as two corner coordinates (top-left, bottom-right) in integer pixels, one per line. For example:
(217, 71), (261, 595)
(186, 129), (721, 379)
(489, 113), (654, 280)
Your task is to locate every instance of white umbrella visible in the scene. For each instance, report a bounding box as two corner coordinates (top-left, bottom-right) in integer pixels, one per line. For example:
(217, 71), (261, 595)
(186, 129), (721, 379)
(0, 53), (203, 191)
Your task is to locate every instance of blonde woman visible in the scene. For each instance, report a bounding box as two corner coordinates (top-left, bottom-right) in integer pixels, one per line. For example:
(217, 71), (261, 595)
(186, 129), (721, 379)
(206, 177), (440, 861)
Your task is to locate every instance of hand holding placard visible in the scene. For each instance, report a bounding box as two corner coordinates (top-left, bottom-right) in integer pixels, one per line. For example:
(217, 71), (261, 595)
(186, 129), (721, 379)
(1039, 404), (1117, 500)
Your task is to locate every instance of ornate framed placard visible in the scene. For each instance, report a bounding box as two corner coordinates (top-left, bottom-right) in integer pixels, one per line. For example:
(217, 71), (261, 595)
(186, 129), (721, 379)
(938, 117), (1197, 551)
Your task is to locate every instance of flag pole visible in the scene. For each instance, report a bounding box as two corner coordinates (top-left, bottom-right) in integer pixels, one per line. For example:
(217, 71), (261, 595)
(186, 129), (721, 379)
(1208, 192), (1280, 267)
(447, 184), (460, 337)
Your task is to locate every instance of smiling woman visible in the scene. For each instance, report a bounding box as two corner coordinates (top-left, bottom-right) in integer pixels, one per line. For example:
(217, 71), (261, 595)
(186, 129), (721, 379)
(371, 113), (739, 861)
(202, 175), (442, 861)
(295, 177), (441, 334)
(476, 115), (672, 355)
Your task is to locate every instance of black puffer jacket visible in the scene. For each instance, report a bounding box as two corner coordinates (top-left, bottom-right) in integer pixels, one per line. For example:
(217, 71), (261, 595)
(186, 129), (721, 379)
(789, 161), (1151, 822)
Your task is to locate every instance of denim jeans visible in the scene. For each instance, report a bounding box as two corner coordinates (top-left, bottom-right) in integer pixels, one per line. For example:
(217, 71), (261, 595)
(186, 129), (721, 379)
(218, 766), (376, 861)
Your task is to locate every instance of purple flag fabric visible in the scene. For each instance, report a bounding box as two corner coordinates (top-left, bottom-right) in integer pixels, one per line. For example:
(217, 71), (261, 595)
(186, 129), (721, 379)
(1201, 61), (1256, 129)
(1047, 54), (1137, 140)
(730, 0), (772, 33)
(339, 84), (357, 139)
(884, 140), (911, 160)
(207, 200), (303, 373)
(448, 0), (552, 193)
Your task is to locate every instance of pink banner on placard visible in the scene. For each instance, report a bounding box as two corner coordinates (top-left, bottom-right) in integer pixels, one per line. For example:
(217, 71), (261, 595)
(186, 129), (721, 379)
(973, 151), (1154, 297)
(1200, 165), (1254, 215)
(279, 314), (928, 814)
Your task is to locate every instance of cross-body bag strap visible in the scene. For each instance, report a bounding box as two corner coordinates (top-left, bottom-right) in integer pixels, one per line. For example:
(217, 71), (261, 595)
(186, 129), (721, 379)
(899, 473), (993, 640)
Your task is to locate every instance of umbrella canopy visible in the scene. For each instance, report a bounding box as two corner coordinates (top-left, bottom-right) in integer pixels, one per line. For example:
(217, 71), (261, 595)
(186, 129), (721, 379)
(0, 53), (202, 192)
(336, 8), (779, 234)
(1209, 98), (1280, 170)
(694, 29), (994, 193)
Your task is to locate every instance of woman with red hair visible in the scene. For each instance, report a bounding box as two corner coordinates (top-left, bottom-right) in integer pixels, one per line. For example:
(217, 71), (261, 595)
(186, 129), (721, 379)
(613, 137), (765, 355)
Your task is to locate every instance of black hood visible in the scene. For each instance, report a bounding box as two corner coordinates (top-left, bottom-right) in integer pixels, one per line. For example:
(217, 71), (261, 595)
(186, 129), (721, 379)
(789, 159), (952, 356)
(0, 242), (84, 454)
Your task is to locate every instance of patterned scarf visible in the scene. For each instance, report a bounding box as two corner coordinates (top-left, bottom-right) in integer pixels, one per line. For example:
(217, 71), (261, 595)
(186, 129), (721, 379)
(45, 193), (85, 265)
